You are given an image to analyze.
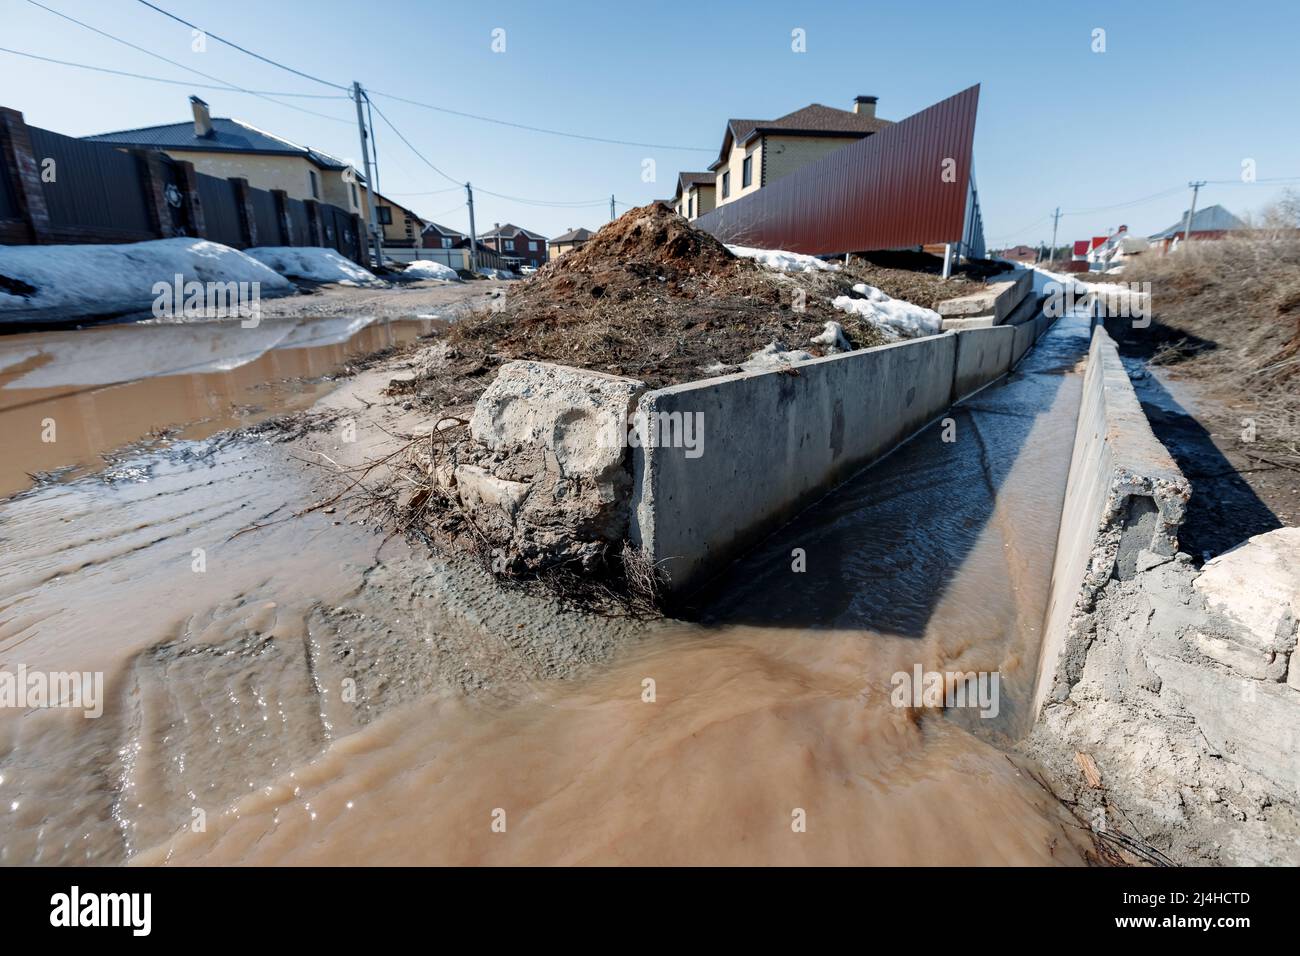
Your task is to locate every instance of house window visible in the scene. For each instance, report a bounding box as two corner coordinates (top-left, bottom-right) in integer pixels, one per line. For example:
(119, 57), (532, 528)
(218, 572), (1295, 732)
(350, 182), (359, 207)
(742, 155), (753, 188)
(309, 170), (319, 199)
(504, 239), (514, 251)
(722, 171), (730, 199)
(377, 207), (393, 225)
(529, 240), (538, 252)
(441, 237), (452, 249)
(688, 196), (694, 219)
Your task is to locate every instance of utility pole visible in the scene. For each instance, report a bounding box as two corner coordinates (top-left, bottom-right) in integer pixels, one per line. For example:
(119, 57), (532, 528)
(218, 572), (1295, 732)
(610, 194), (616, 221)
(1049, 206), (1062, 261)
(1182, 181), (1206, 247)
(352, 81), (383, 269)
(466, 182), (479, 274)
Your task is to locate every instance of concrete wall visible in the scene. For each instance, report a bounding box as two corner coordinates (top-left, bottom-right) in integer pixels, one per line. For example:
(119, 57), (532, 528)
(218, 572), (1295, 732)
(630, 333), (962, 594)
(938, 269), (1031, 325)
(951, 325), (1015, 402)
(1032, 324), (1191, 715)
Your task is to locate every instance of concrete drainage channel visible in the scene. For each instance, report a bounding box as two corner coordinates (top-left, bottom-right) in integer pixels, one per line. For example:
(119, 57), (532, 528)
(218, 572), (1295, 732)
(452, 275), (1300, 863)
(1025, 317), (1300, 865)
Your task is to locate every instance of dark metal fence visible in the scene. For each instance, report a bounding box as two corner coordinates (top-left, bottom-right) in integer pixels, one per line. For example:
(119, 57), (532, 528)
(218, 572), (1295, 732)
(0, 106), (365, 264)
(691, 85), (983, 257)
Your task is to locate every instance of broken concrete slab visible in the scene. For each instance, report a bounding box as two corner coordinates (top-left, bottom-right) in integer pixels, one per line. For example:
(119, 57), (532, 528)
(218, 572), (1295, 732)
(1194, 527), (1300, 672)
(451, 361), (648, 573)
(470, 360), (646, 484)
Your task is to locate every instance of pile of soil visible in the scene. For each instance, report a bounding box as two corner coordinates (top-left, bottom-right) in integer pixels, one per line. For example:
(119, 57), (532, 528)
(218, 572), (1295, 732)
(412, 204), (983, 409)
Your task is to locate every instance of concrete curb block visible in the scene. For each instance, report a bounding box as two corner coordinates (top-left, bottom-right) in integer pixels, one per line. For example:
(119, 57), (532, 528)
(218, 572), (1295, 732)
(1032, 324), (1191, 715)
(951, 325), (1015, 403)
(630, 333), (959, 595)
(938, 268), (1032, 324)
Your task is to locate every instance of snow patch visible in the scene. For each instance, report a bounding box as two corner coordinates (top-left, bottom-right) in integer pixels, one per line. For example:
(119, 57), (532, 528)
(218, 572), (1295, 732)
(402, 260), (460, 281)
(245, 246), (382, 287)
(0, 238), (290, 322)
(810, 320), (852, 354)
(726, 245), (841, 273)
(832, 282), (942, 339)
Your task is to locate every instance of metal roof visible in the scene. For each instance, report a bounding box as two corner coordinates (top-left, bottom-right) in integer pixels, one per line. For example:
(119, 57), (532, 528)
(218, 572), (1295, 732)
(82, 117), (356, 174)
(550, 227), (594, 243)
(1149, 204), (1245, 240)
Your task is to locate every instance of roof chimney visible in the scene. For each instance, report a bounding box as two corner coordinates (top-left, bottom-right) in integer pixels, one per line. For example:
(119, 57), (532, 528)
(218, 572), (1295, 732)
(190, 96), (213, 138)
(852, 95), (878, 118)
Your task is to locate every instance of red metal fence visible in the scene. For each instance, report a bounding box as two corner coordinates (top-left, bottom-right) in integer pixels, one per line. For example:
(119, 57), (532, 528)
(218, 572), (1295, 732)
(692, 85), (981, 256)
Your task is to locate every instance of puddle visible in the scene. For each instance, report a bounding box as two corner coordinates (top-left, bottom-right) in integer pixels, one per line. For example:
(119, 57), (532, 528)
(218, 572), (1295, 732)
(1, 312), (1100, 866)
(0, 315), (442, 497)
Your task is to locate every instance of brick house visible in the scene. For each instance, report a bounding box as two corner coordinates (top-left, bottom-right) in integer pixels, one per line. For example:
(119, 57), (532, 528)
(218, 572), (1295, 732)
(478, 222), (548, 269)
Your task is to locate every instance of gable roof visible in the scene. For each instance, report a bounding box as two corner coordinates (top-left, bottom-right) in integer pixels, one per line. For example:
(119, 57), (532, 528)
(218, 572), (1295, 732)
(83, 117), (357, 175)
(675, 171), (715, 199)
(711, 103), (892, 169)
(422, 221), (465, 239)
(551, 227), (594, 244)
(480, 222), (547, 241)
(1149, 204), (1245, 240)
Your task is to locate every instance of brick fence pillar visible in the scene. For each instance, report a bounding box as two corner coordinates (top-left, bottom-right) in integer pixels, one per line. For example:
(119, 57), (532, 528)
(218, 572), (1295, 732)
(271, 189), (293, 246)
(230, 177), (257, 248)
(0, 107), (52, 242)
(131, 148), (173, 239)
(303, 199), (324, 246)
(174, 160), (206, 239)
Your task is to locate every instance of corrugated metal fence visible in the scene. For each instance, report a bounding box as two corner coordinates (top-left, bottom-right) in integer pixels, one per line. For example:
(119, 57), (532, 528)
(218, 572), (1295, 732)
(692, 85), (983, 257)
(0, 106), (365, 264)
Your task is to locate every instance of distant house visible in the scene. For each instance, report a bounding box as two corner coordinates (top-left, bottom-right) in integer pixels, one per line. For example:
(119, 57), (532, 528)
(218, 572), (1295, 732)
(549, 226), (594, 258)
(1085, 225), (1149, 270)
(421, 221), (466, 250)
(996, 244), (1037, 264)
(372, 194), (426, 247)
(83, 96), (367, 218)
(479, 222), (548, 269)
(1148, 204), (1245, 253)
(709, 96), (892, 207)
(673, 172), (716, 221)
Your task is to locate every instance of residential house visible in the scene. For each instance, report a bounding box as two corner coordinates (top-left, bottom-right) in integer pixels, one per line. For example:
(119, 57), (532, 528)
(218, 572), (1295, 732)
(709, 96), (891, 207)
(421, 221), (466, 251)
(995, 244), (1038, 264)
(371, 194), (426, 247)
(478, 223), (548, 269)
(549, 226), (594, 258)
(673, 172), (716, 221)
(1148, 204), (1245, 253)
(84, 96), (366, 217)
(1084, 225), (1150, 271)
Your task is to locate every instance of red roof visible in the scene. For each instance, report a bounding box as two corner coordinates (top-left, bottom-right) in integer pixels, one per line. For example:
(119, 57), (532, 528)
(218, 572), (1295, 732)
(1072, 240), (1090, 256)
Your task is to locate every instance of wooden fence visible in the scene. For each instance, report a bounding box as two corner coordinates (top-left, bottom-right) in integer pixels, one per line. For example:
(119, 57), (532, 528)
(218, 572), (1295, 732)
(0, 107), (365, 264)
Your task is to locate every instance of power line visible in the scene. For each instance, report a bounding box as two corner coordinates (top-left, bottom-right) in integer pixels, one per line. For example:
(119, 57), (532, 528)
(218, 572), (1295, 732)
(0, 46), (350, 98)
(22, 0), (354, 125)
(365, 98), (611, 209)
(366, 90), (712, 153)
(132, 0), (349, 91)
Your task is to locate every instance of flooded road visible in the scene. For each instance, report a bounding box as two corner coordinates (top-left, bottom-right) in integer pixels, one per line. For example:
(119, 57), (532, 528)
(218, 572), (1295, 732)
(2, 310), (1097, 866)
(0, 315), (444, 497)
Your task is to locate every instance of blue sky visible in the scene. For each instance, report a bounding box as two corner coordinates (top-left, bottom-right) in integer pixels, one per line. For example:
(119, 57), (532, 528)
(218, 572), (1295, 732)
(3, 0), (1299, 247)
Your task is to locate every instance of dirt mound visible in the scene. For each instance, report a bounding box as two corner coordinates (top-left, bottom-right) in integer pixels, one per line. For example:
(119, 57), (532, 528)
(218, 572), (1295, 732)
(511, 203), (748, 308)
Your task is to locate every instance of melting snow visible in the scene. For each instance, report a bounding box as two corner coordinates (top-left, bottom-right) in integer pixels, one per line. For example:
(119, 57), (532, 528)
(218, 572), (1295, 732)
(832, 282), (942, 339)
(726, 245), (841, 273)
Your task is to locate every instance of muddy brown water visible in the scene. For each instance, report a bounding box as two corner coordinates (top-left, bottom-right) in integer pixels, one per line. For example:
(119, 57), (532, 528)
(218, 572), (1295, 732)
(1, 311), (1095, 866)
